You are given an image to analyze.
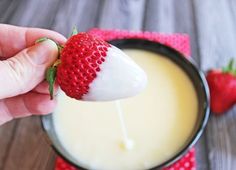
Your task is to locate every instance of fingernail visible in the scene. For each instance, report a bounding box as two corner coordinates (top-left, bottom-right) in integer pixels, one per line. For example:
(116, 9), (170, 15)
(27, 39), (58, 65)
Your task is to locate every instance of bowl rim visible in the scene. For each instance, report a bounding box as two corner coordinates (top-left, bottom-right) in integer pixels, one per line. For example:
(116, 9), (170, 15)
(41, 38), (210, 170)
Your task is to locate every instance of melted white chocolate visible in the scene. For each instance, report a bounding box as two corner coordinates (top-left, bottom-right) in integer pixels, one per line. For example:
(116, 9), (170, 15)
(53, 49), (198, 170)
(115, 100), (134, 150)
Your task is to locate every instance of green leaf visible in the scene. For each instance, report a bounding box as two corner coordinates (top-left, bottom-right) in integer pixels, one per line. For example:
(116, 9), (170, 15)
(36, 37), (64, 52)
(70, 27), (78, 37)
(46, 67), (57, 99)
(222, 67), (228, 73)
(35, 37), (49, 44)
(222, 58), (235, 74)
(57, 44), (64, 54)
(227, 58), (234, 72)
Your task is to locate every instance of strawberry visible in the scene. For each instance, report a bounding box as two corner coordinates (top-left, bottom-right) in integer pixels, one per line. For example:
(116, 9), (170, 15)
(55, 157), (77, 170)
(206, 59), (236, 115)
(44, 28), (147, 101)
(56, 31), (110, 100)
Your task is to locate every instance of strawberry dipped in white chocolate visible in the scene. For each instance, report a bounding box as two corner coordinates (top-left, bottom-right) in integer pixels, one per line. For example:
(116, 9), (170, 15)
(82, 45), (147, 101)
(46, 31), (147, 101)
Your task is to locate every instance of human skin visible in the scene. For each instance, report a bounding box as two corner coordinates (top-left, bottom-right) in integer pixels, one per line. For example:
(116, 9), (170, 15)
(0, 24), (67, 125)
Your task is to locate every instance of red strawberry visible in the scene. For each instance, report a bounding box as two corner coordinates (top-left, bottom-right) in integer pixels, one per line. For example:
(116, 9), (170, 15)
(206, 59), (236, 115)
(45, 28), (147, 101)
(55, 157), (77, 170)
(57, 32), (110, 100)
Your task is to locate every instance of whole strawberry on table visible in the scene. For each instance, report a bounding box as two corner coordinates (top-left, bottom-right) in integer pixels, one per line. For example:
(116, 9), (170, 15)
(37, 28), (147, 101)
(55, 157), (77, 170)
(206, 59), (236, 115)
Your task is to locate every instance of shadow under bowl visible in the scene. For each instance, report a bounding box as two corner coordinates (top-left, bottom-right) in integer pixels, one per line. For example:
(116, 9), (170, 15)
(41, 39), (210, 170)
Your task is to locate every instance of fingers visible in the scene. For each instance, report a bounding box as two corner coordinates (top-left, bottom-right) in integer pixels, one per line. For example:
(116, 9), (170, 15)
(0, 39), (58, 99)
(33, 81), (59, 95)
(3, 92), (57, 120)
(0, 100), (12, 125)
(0, 24), (67, 58)
(0, 82), (59, 125)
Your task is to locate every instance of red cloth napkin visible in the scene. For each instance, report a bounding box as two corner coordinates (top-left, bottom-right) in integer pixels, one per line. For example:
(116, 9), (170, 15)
(55, 29), (196, 170)
(88, 28), (191, 57)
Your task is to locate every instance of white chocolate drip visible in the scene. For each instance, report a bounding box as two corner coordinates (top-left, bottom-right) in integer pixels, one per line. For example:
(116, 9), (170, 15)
(115, 100), (134, 150)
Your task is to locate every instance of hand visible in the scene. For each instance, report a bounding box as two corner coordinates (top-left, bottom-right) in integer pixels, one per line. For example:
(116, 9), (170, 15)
(0, 24), (66, 125)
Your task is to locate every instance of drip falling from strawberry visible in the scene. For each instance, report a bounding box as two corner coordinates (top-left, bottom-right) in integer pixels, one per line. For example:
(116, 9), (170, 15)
(42, 28), (147, 101)
(206, 59), (236, 115)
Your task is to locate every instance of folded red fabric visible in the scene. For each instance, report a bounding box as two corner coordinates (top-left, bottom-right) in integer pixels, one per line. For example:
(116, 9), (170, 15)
(55, 148), (195, 170)
(54, 28), (196, 170)
(88, 28), (190, 57)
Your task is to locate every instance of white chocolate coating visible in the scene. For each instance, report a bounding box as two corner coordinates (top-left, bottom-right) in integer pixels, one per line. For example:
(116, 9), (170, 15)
(82, 45), (147, 101)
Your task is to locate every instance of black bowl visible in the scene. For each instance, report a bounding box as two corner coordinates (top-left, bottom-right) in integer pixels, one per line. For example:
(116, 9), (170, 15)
(41, 39), (210, 170)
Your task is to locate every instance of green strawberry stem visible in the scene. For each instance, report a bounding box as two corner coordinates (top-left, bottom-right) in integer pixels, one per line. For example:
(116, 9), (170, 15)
(53, 59), (61, 67)
(35, 37), (64, 54)
(45, 59), (62, 99)
(36, 27), (79, 99)
(35, 37), (63, 99)
(70, 27), (78, 37)
(46, 66), (57, 99)
(35, 37), (49, 43)
(222, 58), (236, 76)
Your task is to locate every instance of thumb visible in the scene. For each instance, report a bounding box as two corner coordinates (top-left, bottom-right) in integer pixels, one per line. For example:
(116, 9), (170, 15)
(0, 39), (58, 99)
